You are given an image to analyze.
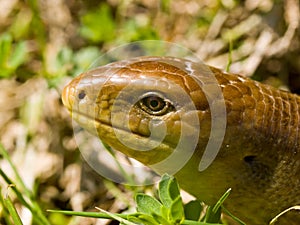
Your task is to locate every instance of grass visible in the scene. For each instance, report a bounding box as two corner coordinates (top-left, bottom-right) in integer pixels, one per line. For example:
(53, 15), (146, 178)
(0, 146), (243, 225)
(3, 140), (299, 224)
(0, 0), (299, 224)
(0, 144), (50, 225)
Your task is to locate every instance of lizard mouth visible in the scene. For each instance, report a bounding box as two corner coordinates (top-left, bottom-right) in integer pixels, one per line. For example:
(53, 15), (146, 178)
(69, 109), (174, 162)
(69, 109), (200, 174)
(69, 108), (166, 139)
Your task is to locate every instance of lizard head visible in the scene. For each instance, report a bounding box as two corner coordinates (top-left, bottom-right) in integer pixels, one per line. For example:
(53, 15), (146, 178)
(62, 56), (217, 170)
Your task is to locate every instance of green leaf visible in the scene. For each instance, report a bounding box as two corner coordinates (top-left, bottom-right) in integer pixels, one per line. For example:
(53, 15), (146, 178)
(158, 174), (184, 223)
(152, 209), (171, 225)
(159, 174), (181, 208)
(73, 46), (101, 74)
(117, 19), (160, 42)
(10, 8), (33, 39)
(0, 33), (28, 77)
(184, 200), (203, 221)
(170, 195), (184, 223)
(169, 178), (181, 200)
(159, 204), (170, 222)
(128, 213), (160, 225)
(7, 41), (27, 69)
(0, 33), (12, 65)
(135, 193), (162, 215)
(160, 0), (171, 12)
(80, 3), (116, 43)
(158, 175), (171, 207)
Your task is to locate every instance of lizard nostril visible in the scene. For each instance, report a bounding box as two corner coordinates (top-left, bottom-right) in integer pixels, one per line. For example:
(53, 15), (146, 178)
(78, 90), (86, 100)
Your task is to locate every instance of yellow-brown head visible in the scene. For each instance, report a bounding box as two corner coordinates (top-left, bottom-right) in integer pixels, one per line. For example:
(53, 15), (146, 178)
(62, 56), (300, 224)
(62, 56), (224, 171)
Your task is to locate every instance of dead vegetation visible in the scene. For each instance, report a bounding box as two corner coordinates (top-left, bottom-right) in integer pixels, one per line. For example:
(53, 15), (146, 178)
(0, 0), (299, 224)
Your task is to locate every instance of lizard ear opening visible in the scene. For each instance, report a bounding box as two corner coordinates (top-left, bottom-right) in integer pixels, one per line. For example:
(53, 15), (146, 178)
(243, 155), (256, 164)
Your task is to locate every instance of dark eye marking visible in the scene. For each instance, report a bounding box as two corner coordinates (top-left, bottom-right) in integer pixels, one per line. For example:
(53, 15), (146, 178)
(138, 93), (174, 116)
(78, 90), (86, 100)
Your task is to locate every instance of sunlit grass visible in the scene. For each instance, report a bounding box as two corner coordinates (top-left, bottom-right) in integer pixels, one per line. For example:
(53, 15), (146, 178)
(0, 143), (244, 224)
(0, 144), (51, 225)
(0, 1), (299, 224)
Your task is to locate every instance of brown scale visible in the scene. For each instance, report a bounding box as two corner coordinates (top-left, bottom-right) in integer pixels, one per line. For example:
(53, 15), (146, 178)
(62, 56), (300, 225)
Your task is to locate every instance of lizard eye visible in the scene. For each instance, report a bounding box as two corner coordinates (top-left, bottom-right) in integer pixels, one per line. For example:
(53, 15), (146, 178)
(139, 93), (174, 116)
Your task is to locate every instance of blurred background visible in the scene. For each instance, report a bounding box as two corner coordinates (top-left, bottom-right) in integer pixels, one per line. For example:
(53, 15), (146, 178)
(0, 0), (299, 224)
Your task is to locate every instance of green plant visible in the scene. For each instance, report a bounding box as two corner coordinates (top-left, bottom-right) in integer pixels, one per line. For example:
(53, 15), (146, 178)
(80, 3), (116, 43)
(49, 174), (243, 225)
(0, 33), (28, 78)
(0, 144), (51, 225)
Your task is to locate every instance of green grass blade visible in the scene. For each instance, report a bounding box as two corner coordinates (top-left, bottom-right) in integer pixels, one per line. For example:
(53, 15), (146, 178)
(221, 206), (245, 225)
(4, 188), (24, 225)
(95, 207), (138, 225)
(225, 39), (233, 72)
(47, 209), (131, 219)
(212, 188), (231, 213)
(0, 144), (31, 197)
(0, 169), (33, 210)
(8, 41), (27, 69)
(0, 144), (51, 225)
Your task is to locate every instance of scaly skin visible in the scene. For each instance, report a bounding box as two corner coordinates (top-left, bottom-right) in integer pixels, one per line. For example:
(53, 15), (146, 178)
(62, 56), (300, 224)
